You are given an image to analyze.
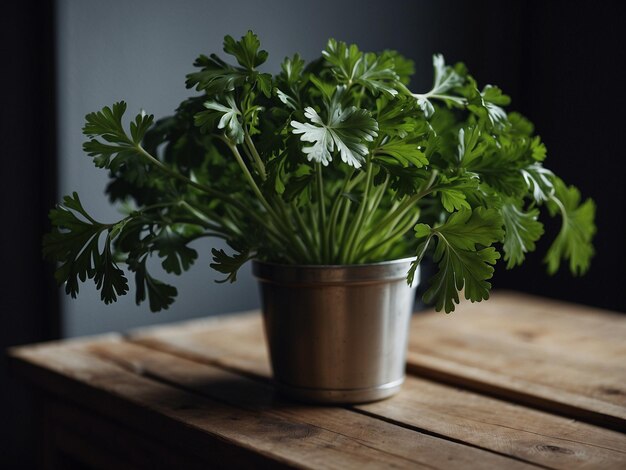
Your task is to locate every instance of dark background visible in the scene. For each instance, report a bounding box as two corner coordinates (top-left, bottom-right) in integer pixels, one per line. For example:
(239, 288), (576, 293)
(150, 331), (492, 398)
(1, 0), (624, 466)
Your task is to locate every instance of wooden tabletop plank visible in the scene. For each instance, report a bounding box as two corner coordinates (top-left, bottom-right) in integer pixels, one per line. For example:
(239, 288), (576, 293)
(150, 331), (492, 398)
(44, 399), (213, 470)
(136, 292), (626, 430)
(9, 341), (283, 469)
(414, 292), (626, 359)
(10, 292), (626, 468)
(130, 313), (271, 377)
(359, 377), (626, 470)
(408, 292), (626, 430)
(9, 339), (530, 470)
(86, 338), (532, 470)
(129, 308), (626, 470)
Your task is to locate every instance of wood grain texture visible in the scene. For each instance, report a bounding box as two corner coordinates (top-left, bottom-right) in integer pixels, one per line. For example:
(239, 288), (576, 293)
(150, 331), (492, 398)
(128, 298), (626, 470)
(407, 291), (626, 430)
(129, 292), (626, 430)
(9, 292), (626, 469)
(87, 338), (531, 469)
(9, 338), (531, 469)
(9, 341), (286, 469)
(43, 400), (210, 470)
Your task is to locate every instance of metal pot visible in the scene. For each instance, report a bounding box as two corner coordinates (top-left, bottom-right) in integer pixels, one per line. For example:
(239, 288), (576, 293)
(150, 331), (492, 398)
(252, 258), (418, 404)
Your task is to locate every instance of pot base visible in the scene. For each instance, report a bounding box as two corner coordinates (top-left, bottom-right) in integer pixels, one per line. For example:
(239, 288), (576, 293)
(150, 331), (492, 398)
(274, 377), (405, 404)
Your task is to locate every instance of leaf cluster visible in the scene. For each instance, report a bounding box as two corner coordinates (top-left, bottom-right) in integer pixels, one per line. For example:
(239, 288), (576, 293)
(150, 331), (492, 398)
(43, 31), (596, 313)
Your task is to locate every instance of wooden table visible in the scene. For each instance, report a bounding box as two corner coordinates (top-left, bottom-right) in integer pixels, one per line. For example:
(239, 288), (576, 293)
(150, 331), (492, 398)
(8, 292), (626, 469)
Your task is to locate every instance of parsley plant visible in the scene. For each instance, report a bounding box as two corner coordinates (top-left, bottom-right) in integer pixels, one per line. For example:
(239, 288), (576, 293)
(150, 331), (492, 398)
(44, 31), (596, 312)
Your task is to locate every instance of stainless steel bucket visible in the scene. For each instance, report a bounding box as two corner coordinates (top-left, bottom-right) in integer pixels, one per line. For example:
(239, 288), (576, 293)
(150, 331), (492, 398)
(252, 258), (418, 404)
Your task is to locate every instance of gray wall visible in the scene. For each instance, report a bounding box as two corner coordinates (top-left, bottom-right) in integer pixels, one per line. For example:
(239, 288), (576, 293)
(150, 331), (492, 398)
(56, 0), (476, 337)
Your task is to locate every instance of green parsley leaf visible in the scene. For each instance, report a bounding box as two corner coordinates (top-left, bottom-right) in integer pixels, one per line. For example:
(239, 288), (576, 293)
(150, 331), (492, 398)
(375, 163), (429, 198)
(383, 50), (415, 85)
(280, 53), (305, 87)
(433, 174), (480, 213)
(530, 137), (547, 161)
(93, 241), (128, 304)
(256, 72), (273, 98)
(42, 192), (129, 304)
(290, 88), (379, 168)
(129, 256), (177, 312)
(460, 78), (511, 129)
(440, 189), (471, 213)
(521, 163), (554, 202)
(153, 226), (199, 275)
(83, 102), (153, 170)
(500, 200), (544, 268)
(323, 39), (401, 97)
(545, 178), (596, 275)
(210, 247), (251, 283)
(460, 132), (528, 196)
(413, 54), (465, 117)
(198, 95), (244, 144)
(456, 126), (486, 165)
(374, 139), (428, 168)
(223, 30), (268, 70)
(185, 54), (247, 94)
(414, 208), (504, 312)
(375, 95), (423, 138)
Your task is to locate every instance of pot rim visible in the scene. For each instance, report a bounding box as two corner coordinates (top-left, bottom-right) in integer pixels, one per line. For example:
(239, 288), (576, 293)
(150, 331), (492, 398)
(252, 256), (418, 286)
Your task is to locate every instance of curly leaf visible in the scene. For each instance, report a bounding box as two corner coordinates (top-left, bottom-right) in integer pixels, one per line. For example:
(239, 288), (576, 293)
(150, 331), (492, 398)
(42, 192), (129, 304)
(210, 247), (251, 283)
(185, 54), (248, 94)
(129, 257), (177, 312)
(501, 200), (544, 269)
(545, 178), (596, 275)
(223, 30), (268, 70)
(93, 243), (129, 304)
(413, 54), (465, 117)
(291, 91), (378, 168)
(82, 102), (154, 170)
(521, 163), (554, 202)
(323, 39), (402, 97)
(198, 95), (244, 144)
(153, 226), (199, 275)
(414, 208), (504, 312)
(374, 139), (428, 168)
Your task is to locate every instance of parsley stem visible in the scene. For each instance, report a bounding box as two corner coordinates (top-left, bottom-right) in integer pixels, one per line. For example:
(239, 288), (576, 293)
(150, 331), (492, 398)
(291, 201), (316, 262)
(343, 155), (374, 263)
(327, 168), (355, 262)
(358, 195), (416, 248)
(178, 200), (230, 234)
(227, 142), (272, 213)
(549, 192), (568, 222)
(307, 198), (322, 263)
(274, 196), (311, 262)
(134, 143), (284, 247)
(244, 132), (267, 181)
(356, 210), (420, 263)
(227, 141), (309, 261)
(355, 86), (366, 108)
(411, 92), (466, 106)
(360, 174), (389, 232)
(357, 170), (438, 252)
(316, 163), (328, 262)
(346, 170), (366, 191)
(135, 144), (215, 195)
(412, 233), (435, 274)
(368, 174), (389, 213)
(335, 199), (352, 263)
(227, 142), (280, 224)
